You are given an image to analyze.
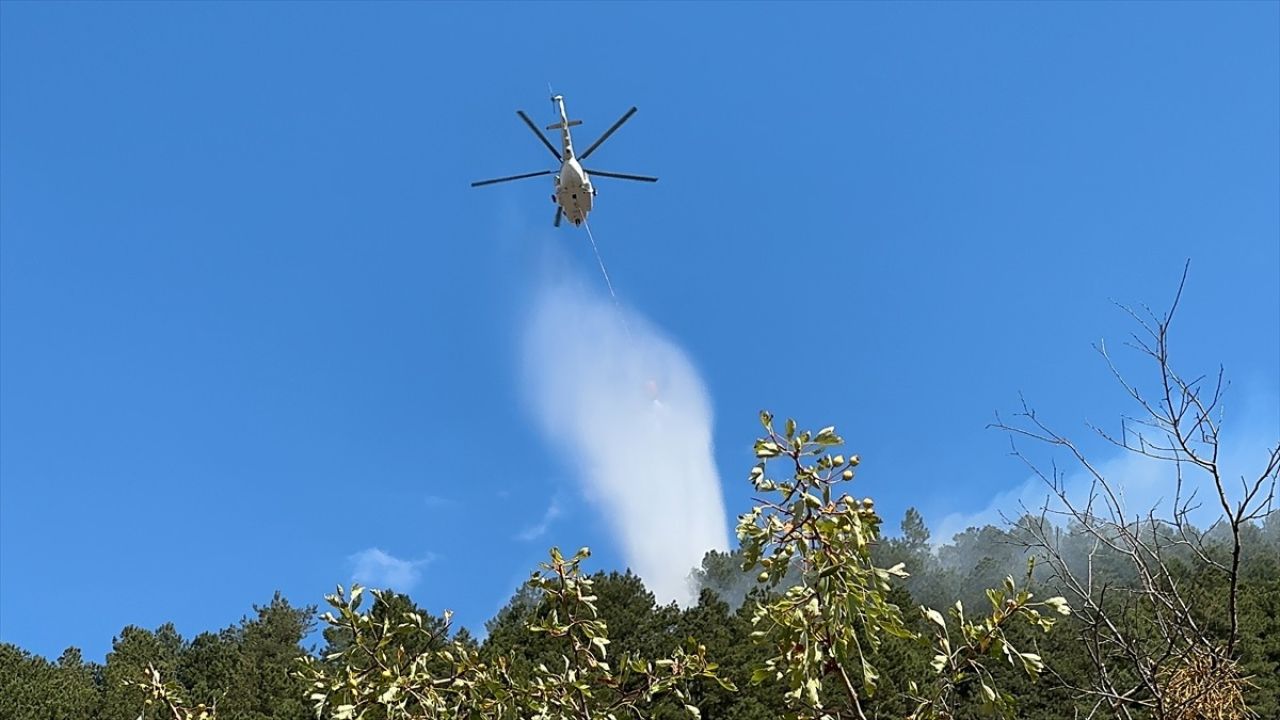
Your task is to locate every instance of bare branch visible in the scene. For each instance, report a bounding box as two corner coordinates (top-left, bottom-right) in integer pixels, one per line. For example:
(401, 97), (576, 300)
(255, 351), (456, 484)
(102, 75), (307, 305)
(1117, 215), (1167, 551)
(991, 264), (1275, 716)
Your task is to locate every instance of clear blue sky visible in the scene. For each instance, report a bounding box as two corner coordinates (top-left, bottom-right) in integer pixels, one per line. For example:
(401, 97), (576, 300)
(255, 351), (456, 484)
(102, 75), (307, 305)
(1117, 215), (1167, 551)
(2, 1), (1276, 661)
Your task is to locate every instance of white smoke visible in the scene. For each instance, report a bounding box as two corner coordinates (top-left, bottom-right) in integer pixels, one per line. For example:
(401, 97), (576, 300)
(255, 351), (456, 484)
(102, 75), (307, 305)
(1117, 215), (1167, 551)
(521, 271), (729, 607)
(933, 402), (1279, 544)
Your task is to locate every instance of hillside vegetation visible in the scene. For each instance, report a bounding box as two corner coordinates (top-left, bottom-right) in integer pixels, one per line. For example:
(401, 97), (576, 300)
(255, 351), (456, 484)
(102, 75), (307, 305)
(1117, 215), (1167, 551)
(4, 296), (1276, 720)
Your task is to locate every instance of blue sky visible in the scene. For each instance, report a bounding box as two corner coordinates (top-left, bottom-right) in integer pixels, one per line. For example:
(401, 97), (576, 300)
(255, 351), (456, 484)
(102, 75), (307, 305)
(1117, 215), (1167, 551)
(2, 1), (1276, 661)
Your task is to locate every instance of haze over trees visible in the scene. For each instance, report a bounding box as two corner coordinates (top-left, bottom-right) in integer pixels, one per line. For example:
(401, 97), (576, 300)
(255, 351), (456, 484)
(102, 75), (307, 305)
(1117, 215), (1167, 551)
(3, 289), (1275, 719)
(3, 515), (1275, 719)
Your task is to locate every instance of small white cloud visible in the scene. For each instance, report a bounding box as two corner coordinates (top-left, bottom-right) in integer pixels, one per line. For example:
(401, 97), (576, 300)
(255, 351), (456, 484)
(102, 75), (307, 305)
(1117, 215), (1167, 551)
(423, 495), (453, 508)
(516, 496), (564, 541)
(348, 548), (435, 592)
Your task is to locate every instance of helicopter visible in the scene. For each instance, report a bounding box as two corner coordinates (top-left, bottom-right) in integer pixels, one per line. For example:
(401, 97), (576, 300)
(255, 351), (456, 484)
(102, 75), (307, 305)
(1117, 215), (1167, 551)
(471, 95), (658, 227)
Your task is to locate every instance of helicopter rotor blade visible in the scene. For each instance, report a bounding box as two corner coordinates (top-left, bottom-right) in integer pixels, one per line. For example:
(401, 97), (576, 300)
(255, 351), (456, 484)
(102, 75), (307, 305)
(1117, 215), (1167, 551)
(579, 107), (637, 161)
(471, 170), (554, 187)
(584, 169), (658, 183)
(554, 207), (563, 227)
(517, 110), (562, 161)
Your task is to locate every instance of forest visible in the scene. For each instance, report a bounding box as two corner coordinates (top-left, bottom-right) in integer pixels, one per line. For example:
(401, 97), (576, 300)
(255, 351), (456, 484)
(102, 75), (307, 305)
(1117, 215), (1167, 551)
(4, 509), (1277, 719)
(4, 301), (1277, 720)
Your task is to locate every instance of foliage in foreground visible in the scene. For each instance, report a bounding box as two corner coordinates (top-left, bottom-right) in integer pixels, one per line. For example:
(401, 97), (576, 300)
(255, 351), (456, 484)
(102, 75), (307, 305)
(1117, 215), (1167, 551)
(6, 352), (1277, 720)
(299, 547), (730, 719)
(6, 498), (1278, 719)
(738, 413), (1068, 719)
(286, 415), (1070, 720)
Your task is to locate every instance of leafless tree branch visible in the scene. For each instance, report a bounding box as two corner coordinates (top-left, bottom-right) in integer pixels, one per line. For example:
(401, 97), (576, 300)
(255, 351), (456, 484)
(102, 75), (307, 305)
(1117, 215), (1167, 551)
(989, 263), (1276, 718)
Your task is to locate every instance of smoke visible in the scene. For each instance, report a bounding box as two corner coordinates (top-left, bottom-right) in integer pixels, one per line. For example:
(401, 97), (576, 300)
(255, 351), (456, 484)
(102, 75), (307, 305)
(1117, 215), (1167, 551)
(933, 400), (1279, 545)
(520, 269), (729, 607)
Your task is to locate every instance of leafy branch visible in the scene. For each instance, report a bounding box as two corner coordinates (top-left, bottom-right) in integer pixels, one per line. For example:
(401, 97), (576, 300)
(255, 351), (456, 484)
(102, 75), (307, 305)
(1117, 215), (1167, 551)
(739, 412), (1068, 720)
(297, 547), (731, 719)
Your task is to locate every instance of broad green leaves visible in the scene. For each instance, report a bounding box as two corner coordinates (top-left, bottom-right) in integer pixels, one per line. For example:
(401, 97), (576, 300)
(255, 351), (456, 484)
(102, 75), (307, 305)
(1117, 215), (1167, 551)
(907, 561), (1072, 719)
(125, 411), (1074, 720)
(739, 413), (1070, 720)
(297, 547), (732, 719)
(738, 415), (913, 718)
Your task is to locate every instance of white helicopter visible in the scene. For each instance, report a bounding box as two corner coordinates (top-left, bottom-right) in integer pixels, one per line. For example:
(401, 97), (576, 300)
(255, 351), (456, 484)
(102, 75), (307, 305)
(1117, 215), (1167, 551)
(471, 95), (657, 227)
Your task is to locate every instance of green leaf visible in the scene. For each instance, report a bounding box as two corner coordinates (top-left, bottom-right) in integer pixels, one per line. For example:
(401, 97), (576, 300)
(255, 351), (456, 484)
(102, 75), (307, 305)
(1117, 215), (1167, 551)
(1044, 596), (1072, 616)
(861, 655), (880, 696)
(1019, 652), (1045, 675)
(996, 636), (1012, 664)
(814, 426), (842, 446)
(805, 677), (821, 705)
(754, 440), (782, 458)
(980, 682), (996, 703)
(924, 607), (947, 631)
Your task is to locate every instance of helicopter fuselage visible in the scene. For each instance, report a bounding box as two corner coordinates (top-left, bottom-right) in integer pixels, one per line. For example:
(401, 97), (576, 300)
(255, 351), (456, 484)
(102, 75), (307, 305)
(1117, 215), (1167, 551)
(549, 96), (595, 226)
(554, 157), (594, 227)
